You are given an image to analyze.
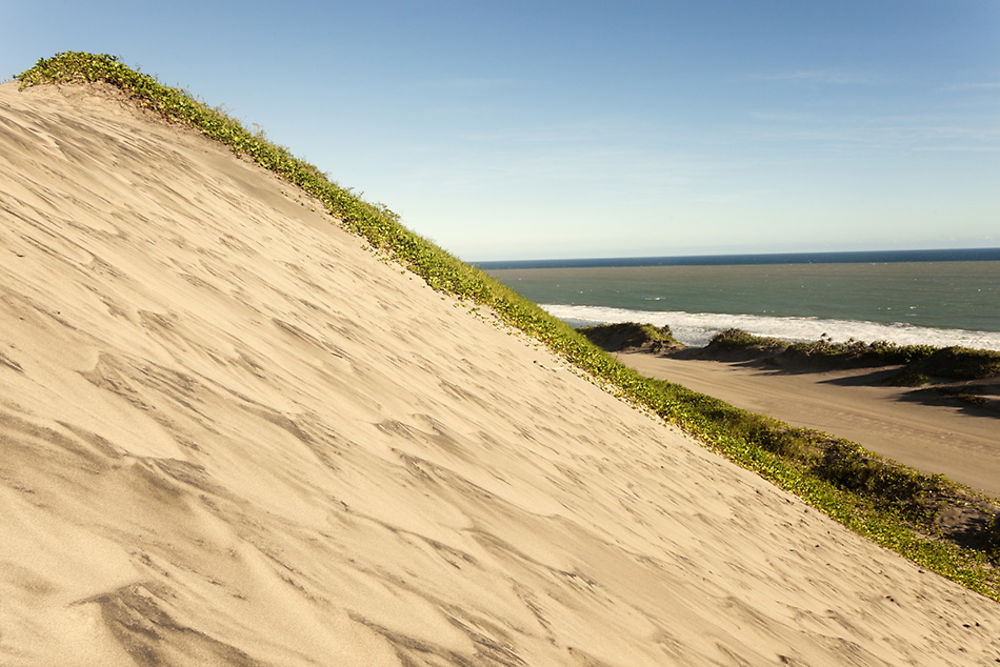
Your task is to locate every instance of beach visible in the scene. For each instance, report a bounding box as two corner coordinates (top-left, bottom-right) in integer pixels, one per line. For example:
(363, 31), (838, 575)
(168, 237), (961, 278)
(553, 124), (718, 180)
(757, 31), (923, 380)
(486, 262), (1000, 351)
(618, 352), (1000, 498)
(3, 79), (1000, 665)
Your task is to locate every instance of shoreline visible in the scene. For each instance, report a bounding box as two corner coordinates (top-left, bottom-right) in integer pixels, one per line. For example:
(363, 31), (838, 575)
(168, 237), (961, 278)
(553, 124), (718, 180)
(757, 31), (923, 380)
(617, 351), (1000, 498)
(542, 302), (1000, 353)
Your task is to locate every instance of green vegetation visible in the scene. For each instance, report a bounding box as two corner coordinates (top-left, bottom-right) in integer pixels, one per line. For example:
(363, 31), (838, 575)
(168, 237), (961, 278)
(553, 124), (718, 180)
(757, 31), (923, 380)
(707, 328), (788, 353)
(577, 322), (682, 352)
(703, 328), (1000, 382)
(916, 346), (1000, 380)
(16, 52), (1000, 599)
(886, 370), (930, 387)
(706, 328), (938, 367)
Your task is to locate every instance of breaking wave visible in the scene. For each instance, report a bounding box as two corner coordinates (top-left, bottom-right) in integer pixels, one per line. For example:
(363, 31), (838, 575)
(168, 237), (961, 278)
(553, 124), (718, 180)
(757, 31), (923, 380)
(542, 303), (1000, 351)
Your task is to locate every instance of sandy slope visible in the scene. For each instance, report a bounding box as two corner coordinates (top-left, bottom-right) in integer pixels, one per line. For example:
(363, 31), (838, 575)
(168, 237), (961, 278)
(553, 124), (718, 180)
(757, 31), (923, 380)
(618, 353), (1000, 498)
(1, 81), (998, 666)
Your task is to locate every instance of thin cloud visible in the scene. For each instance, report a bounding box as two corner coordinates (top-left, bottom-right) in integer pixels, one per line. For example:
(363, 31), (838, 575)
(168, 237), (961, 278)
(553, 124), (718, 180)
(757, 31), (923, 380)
(459, 123), (599, 145)
(743, 110), (1000, 152)
(943, 81), (1000, 92)
(747, 69), (876, 85)
(403, 77), (519, 91)
(911, 144), (1000, 153)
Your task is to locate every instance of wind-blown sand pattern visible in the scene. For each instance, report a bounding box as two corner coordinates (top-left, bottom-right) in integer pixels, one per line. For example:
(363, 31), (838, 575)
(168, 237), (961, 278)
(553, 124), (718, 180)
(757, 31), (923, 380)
(1, 81), (998, 665)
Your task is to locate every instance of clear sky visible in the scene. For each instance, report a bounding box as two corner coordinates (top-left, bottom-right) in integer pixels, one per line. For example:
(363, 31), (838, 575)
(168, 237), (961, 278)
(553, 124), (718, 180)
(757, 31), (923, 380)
(4, 0), (998, 260)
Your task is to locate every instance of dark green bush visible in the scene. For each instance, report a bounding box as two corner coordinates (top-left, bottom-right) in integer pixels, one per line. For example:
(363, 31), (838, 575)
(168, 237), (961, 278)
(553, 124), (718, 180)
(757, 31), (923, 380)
(816, 442), (939, 521)
(577, 322), (681, 352)
(886, 370), (930, 387)
(916, 347), (1000, 380)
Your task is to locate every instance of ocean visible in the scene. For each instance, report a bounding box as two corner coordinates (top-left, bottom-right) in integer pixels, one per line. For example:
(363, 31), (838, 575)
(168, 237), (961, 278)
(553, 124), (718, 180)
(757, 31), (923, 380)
(479, 249), (1000, 351)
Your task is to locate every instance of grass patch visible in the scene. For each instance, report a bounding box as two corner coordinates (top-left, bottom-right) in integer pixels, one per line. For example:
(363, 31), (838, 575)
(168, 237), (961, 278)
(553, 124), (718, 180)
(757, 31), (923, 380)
(16, 51), (1000, 599)
(886, 370), (930, 387)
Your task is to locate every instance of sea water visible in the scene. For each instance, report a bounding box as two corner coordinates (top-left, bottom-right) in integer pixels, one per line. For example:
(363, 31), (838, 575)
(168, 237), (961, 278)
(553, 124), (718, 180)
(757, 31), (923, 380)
(480, 250), (1000, 350)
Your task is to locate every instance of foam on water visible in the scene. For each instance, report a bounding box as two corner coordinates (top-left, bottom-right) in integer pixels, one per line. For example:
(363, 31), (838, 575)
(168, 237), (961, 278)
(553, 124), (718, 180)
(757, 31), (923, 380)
(544, 303), (1000, 351)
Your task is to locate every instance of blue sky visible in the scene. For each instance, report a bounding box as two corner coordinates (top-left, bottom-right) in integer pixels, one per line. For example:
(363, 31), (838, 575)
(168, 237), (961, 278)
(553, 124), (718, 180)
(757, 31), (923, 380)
(4, 0), (998, 260)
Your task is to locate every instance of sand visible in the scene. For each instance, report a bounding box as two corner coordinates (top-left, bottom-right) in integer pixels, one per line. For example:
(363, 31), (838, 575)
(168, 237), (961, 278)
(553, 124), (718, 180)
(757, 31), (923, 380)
(618, 352), (1000, 498)
(1, 80), (999, 665)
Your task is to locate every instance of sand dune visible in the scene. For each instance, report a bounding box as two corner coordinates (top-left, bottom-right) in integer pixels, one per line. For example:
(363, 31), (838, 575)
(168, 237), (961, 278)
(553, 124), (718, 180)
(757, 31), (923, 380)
(1, 81), (999, 665)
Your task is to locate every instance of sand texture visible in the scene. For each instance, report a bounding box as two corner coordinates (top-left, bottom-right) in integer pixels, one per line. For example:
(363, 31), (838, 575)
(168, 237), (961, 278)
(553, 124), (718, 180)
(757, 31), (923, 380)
(1, 81), (999, 665)
(619, 353), (1000, 498)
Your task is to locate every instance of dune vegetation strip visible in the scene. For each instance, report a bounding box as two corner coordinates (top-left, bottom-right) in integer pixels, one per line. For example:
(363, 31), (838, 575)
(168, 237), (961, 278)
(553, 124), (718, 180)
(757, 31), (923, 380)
(703, 328), (1000, 383)
(16, 52), (1000, 600)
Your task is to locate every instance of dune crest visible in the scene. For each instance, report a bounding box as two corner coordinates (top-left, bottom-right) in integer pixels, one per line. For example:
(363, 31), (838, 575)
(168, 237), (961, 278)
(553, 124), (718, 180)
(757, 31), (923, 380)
(1, 81), (998, 665)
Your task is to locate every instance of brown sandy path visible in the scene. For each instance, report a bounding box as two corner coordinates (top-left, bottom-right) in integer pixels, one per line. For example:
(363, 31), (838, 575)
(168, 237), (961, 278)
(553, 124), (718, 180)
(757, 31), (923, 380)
(619, 352), (1000, 497)
(1, 81), (999, 665)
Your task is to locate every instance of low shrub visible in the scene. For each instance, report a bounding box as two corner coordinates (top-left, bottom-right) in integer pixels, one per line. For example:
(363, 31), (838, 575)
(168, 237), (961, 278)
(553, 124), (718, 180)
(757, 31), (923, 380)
(886, 370), (930, 386)
(577, 322), (681, 352)
(916, 347), (1000, 380)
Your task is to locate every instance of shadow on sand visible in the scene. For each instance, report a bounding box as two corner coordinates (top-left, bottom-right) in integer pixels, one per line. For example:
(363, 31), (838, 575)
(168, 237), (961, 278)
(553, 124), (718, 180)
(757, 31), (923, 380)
(662, 349), (1000, 419)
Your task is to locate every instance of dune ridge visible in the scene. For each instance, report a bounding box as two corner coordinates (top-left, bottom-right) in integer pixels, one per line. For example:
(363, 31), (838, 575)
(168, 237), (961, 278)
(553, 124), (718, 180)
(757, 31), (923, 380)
(2, 80), (999, 665)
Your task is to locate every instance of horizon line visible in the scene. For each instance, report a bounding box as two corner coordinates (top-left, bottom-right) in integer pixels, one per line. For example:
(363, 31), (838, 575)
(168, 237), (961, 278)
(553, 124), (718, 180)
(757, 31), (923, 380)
(474, 246), (1000, 269)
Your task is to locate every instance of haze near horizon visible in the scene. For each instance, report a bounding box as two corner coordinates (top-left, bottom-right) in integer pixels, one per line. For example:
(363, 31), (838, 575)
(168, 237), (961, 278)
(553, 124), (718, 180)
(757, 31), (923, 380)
(4, 0), (998, 260)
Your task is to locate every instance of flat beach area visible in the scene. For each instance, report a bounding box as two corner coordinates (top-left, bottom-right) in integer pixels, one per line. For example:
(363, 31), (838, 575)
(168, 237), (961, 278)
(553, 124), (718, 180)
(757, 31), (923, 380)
(618, 351), (1000, 498)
